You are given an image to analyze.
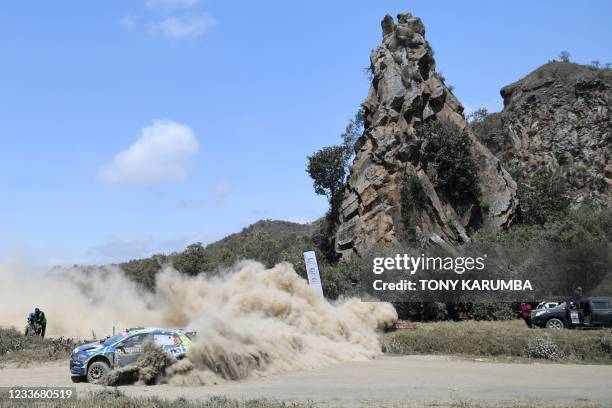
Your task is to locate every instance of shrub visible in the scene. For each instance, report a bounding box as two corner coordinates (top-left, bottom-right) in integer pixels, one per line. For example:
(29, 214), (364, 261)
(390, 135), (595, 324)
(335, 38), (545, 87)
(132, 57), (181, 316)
(512, 167), (570, 225)
(471, 302), (516, 321)
(417, 120), (480, 205)
(525, 335), (564, 360)
(0, 327), (76, 364)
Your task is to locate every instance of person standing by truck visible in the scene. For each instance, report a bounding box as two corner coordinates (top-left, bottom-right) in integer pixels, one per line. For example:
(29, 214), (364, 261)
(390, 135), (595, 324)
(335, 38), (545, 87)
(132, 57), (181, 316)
(519, 303), (532, 328)
(573, 286), (583, 300)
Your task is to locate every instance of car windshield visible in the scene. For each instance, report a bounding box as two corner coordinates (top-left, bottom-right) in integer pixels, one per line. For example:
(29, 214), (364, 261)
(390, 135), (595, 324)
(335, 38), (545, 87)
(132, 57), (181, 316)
(102, 332), (128, 346)
(536, 302), (552, 310)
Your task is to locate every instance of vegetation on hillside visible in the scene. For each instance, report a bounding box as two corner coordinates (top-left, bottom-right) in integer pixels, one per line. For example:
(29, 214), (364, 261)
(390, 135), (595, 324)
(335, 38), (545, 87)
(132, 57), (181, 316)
(117, 220), (317, 291)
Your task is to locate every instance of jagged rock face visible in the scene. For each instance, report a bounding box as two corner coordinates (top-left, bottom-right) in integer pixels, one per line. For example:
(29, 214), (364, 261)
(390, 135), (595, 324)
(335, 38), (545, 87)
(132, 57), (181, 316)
(492, 62), (611, 205)
(335, 13), (517, 257)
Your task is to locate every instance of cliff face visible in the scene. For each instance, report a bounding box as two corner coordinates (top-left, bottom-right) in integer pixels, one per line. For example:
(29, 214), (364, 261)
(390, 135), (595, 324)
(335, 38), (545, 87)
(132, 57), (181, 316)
(488, 62), (611, 205)
(334, 13), (517, 257)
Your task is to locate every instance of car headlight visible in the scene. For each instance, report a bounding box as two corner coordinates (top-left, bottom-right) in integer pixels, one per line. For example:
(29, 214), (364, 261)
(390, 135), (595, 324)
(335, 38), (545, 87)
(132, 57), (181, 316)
(535, 311), (546, 317)
(76, 354), (88, 362)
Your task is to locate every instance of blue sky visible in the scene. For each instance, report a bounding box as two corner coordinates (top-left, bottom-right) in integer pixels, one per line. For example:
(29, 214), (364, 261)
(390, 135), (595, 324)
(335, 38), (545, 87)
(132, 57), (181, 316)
(1, 0), (610, 265)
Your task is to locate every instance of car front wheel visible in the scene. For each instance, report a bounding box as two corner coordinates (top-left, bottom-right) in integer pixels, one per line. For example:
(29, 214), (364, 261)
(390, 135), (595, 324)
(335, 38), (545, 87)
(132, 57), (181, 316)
(546, 318), (565, 329)
(87, 361), (110, 384)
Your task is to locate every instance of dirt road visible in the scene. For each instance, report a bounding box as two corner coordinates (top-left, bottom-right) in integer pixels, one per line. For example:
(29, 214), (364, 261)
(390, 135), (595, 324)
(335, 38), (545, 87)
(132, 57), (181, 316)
(1, 355), (611, 407)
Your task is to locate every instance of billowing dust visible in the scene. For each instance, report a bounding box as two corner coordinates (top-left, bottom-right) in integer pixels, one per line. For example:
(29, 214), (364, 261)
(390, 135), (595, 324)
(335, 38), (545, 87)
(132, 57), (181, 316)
(0, 260), (397, 384)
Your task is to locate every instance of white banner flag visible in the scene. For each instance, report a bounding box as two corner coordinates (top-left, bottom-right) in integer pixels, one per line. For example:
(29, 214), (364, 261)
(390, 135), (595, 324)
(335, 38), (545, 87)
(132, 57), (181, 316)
(303, 250), (324, 298)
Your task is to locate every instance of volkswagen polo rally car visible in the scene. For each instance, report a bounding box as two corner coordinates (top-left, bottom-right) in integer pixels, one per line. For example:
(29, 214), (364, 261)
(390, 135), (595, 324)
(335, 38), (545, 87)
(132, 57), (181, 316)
(69, 327), (193, 383)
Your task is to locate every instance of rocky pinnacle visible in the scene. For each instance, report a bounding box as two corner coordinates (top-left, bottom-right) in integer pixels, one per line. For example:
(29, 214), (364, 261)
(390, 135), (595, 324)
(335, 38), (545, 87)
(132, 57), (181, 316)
(335, 13), (517, 257)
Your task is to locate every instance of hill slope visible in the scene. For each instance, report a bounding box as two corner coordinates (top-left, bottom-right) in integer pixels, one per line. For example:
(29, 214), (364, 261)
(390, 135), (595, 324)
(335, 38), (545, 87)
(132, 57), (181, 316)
(475, 62), (611, 206)
(117, 220), (318, 290)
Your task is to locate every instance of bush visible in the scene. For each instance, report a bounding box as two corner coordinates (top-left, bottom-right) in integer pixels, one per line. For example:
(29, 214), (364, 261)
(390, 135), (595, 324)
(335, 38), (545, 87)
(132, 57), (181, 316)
(475, 203), (611, 245)
(0, 327), (76, 364)
(512, 168), (570, 226)
(471, 302), (516, 321)
(525, 335), (564, 360)
(417, 120), (480, 205)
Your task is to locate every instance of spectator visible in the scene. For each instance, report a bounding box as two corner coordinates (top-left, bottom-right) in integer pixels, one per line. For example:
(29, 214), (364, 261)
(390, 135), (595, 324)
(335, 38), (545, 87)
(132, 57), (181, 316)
(519, 303), (533, 328)
(573, 286), (583, 299)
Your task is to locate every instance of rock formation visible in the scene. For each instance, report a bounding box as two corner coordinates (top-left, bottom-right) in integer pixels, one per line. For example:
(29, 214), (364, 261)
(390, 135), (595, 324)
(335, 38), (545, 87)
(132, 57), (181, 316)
(479, 62), (611, 205)
(335, 13), (517, 257)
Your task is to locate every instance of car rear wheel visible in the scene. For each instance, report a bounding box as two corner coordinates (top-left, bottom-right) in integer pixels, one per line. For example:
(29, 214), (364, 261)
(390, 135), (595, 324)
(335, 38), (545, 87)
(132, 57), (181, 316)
(87, 361), (110, 384)
(546, 318), (565, 329)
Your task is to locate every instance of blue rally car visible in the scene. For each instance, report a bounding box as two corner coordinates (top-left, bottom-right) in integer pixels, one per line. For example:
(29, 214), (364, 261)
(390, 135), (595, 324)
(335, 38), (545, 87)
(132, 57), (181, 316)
(69, 327), (193, 383)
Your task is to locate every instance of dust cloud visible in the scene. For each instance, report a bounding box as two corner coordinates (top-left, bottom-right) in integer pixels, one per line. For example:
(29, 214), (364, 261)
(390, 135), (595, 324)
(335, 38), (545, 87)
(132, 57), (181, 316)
(0, 259), (397, 383)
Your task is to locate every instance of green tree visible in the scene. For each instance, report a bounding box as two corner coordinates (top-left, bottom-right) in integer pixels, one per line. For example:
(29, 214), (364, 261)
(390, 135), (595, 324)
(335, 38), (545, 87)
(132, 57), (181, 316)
(341, 107), (365, 155)
(306, 107), (365, 219)
(306, 145), (348, 201)
(513, 168), (570, 225)
(467, 107), (489, 124)
(172, 242), (209, 276)
(559, 51), (571, 62)
(417, 120), (480, 205)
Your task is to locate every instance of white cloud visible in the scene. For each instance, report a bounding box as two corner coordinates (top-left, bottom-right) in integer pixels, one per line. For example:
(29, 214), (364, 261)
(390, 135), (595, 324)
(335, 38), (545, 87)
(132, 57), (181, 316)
(145, 0), (200, 10)
(98, 120), (199, 185)
(156, 12), (217, 39)
(120, 1), (217, 40)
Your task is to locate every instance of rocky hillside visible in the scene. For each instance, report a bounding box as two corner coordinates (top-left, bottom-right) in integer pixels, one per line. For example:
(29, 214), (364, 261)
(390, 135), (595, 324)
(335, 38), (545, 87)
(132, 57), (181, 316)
(476, 62), (611, 205)
(335, 13), (517, 257)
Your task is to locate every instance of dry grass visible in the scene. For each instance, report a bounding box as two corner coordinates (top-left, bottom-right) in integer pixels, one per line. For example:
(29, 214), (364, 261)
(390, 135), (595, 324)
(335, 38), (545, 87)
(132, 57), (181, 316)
(0, 389), (314, 408)
(0, 390), (604, 408)
(0, 327), (76, 365)
(382, 320), (612, 363)
(445, 401), (602, 408)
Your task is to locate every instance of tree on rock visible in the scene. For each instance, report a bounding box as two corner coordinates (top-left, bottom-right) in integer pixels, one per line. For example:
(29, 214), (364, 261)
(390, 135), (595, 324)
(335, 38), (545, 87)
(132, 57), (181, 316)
(306, 145), (347, 209)
(558, 50), (571, 62)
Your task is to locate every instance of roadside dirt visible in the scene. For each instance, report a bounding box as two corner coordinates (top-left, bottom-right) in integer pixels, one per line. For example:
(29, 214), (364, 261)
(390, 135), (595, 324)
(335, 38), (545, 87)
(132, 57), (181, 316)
(0, 355), (611, 407)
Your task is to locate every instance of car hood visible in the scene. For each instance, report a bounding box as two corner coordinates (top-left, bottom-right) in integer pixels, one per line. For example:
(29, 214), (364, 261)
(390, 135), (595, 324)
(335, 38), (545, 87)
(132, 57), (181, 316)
(74, 341), (105, 354)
